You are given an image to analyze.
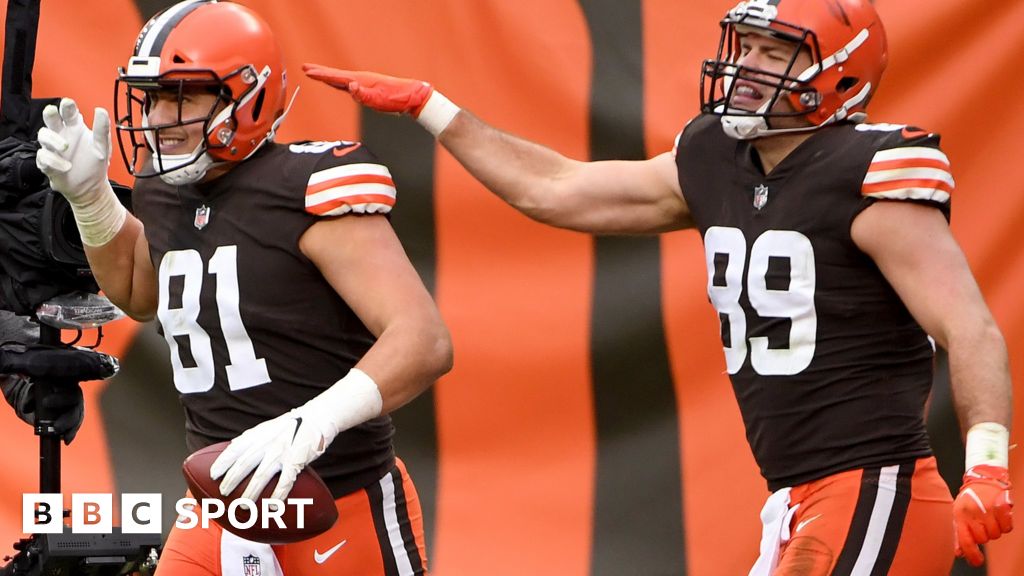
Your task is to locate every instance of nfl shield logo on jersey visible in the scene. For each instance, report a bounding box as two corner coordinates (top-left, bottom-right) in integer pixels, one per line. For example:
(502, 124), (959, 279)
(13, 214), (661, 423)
(242, 554), (261, 576)
(753, 184), (769, 210)
(194, 205), (212, 229)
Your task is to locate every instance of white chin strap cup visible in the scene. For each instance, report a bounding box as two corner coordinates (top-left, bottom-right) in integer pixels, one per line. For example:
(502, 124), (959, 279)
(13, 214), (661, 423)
(155, 151), (217, 185)
(721, 114), (769, 140)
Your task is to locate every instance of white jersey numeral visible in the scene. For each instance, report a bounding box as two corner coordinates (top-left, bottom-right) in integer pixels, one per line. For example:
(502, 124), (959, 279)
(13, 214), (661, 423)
(704, 227), (817, 375)
(158, 246), (271, 394)
(705, 227), (748, 373)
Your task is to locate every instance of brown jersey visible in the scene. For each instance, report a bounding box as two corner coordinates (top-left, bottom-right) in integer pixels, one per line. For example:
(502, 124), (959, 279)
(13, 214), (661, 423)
(675, 114), (954, 490)
(132, 140), (400, 496)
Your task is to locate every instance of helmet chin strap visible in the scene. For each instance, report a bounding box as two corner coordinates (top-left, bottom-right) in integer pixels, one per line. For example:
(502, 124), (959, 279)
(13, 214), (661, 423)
(155, 150), (220, 185)
(717, 96), (869, 140)
(259, 85), (300, 157)
(717, 74), (832, 140)
(140, 114), (222, 185)
(718, 104), (825, 140)
(719, 104), (770, 140)
(716, 71), (774, 139)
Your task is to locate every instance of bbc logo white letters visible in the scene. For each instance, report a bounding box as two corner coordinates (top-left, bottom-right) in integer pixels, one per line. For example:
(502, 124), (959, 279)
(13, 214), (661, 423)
(22, 493), (307, 534)
(23, 493), (162, 534)
(22, 494), (62, 534)
(122, 494), (162, 534)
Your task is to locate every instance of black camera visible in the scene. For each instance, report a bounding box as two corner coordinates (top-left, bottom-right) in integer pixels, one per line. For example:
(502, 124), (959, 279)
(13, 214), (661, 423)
(0, 136), (131, 316)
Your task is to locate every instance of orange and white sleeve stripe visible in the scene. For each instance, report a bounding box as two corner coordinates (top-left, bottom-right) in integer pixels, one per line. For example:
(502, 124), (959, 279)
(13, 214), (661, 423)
(304, 163), (397, 216)
(861, 146), (954, 203)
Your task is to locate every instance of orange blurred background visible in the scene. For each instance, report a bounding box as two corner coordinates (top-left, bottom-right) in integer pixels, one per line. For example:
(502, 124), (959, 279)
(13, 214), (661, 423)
(1, 0), (1021, 574)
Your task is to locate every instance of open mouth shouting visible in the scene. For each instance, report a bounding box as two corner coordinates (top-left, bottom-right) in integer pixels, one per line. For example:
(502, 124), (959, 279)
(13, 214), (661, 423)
(730, 79), (768, 110)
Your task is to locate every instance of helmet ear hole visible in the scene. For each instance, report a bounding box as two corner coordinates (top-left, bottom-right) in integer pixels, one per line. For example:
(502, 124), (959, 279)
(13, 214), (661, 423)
(251, 88), (265, 122)
(836, 76), (858, 94)
(172, 54), (187, 64)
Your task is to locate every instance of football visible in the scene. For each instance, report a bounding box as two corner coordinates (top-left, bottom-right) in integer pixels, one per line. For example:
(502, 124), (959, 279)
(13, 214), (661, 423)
(181, 442), (338, 544)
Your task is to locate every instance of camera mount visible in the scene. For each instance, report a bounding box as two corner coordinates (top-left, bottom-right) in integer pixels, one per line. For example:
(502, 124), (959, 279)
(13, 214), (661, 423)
(1, 295), (160, 576)
(0, 0), (161, 572)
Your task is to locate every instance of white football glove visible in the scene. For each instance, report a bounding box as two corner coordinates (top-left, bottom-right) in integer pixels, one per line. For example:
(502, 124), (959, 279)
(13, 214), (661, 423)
(35, 98), (126, 246)
(209, 368), (383, 502)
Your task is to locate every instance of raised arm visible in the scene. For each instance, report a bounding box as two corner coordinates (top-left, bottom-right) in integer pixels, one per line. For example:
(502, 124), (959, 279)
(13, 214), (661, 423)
(303, 65), (693, 234)
(35, 99), (158, 320)
(852, 200), (1013, 567)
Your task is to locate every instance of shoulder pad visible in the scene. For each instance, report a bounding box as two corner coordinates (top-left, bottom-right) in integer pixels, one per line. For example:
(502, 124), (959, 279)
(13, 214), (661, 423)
(858, 124), (953, 204)
(303, 142), (396, 216)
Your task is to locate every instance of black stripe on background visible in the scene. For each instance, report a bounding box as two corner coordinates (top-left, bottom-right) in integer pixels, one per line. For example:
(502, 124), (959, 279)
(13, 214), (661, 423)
(833, 467), (881, 575)
(367, 477), (402, 576)
(869, 463), (913, 576)
(578, 1), (686, 575)
(360, 109), (441, 556)
(390, 467), (426, 574)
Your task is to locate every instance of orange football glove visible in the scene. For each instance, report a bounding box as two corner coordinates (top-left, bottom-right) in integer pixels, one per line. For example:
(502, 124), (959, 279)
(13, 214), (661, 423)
(954, 464), (1013, 567)
(302, 64), (434, 117)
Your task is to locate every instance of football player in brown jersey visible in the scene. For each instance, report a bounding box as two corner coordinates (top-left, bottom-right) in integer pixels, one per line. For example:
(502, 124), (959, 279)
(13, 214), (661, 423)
(302, 0), (1012, 573)
(34, 1), (451, 574)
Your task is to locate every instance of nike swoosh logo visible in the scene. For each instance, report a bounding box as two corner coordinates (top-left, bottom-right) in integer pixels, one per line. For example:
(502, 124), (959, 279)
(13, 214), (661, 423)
(901, 126), (928, 139)
(796, 513), (822, 533)
(313, 540), (347, 564)
(332, 142), (362, 157)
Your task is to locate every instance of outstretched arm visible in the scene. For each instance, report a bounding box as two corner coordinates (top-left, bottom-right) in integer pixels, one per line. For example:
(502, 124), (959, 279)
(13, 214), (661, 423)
(303, 65), (693, 234)
(852, 200), (1013, 567)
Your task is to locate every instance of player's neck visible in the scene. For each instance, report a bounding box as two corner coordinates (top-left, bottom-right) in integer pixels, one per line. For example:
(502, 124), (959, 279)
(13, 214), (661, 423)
(200, 162), (236, 183)
(750, 131), (815, 174)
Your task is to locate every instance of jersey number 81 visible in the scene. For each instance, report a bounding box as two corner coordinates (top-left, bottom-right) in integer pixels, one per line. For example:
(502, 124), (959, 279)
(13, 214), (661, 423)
(158, 246), (272, 394)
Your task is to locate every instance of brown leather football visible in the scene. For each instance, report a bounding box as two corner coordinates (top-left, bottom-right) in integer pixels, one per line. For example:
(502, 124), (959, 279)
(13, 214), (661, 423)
(181, 441), (338, 544)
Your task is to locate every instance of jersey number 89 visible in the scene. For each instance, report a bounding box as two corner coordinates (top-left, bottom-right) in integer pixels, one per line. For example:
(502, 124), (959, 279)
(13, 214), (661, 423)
(704, 227), (817, 376)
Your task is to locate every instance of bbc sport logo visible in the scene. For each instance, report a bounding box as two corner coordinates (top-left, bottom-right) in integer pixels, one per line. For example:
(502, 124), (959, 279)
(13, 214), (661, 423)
(23, 493), (314, 534)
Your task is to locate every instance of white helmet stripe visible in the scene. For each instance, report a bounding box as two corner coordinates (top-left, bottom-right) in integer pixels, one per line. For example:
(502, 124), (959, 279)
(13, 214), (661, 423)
(831, 82), (872, 122)
(135, 0), (210, 59)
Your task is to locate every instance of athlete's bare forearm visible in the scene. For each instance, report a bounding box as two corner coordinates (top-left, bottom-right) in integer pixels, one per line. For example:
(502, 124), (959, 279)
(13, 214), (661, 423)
(948, 319), (1013, 433)
(83, 214), (157, 321)
(355, 314), (452, 414)
(438, 111), (582, 222)
(439, 111), (691, 233)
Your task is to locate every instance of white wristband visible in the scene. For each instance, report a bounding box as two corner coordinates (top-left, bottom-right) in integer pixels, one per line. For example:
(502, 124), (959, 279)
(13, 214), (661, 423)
(415, 90), (461, 137)
(305, 368), (384, 442)
(68, 180), (127, 247)
(965, 422), (1010, 469)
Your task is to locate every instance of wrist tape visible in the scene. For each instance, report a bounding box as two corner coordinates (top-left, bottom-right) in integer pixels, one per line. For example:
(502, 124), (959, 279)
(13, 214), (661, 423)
(306, 368), (384, 441)
(965, 422), (1010, 470)
(415, 91), (461, 137)
(69, 181), (127, 247)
